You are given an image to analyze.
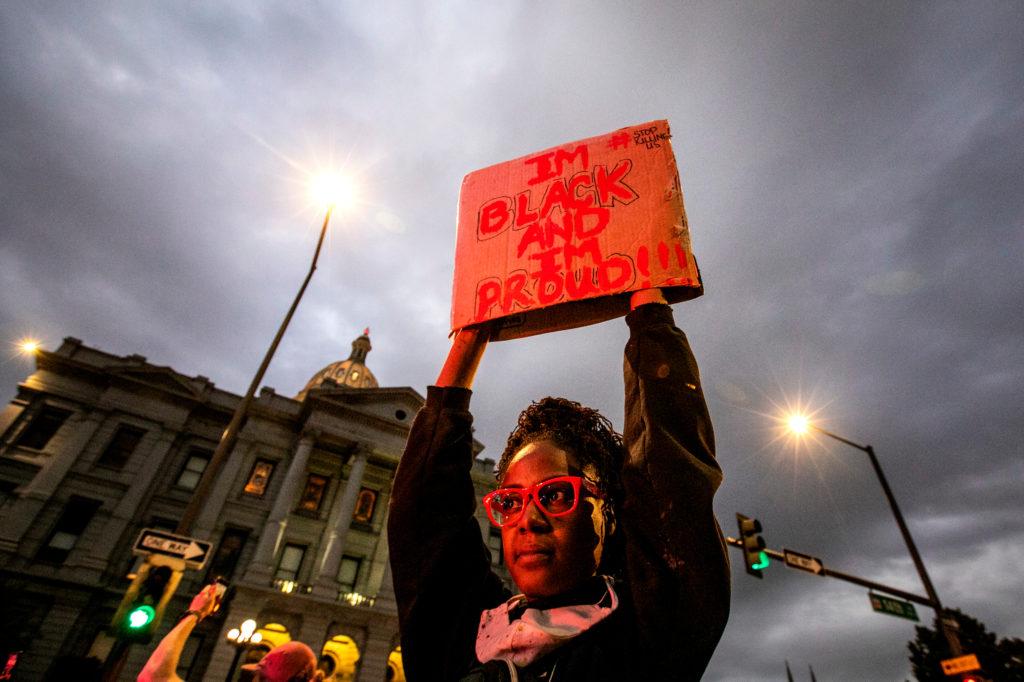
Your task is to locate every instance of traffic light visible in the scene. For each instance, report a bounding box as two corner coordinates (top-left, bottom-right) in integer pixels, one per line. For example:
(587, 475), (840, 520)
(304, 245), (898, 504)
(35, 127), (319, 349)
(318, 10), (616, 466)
(736, 513), (769, 578)
(110, 557), (183, 642)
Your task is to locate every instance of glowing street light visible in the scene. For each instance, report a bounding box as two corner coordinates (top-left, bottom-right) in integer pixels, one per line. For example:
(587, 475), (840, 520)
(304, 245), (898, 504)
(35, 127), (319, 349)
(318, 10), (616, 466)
(308, 171), (357, 210)
(784, 412), (962, 658)
(786, 413), (810, 436)
(225, 619), (263, 682)
(176, 171), (356, 535)
(16, 338), (41, 356)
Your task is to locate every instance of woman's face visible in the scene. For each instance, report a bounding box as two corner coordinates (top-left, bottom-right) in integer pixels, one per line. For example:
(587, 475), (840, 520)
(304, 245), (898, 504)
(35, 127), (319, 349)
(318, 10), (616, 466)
(500, 439), (609, 598)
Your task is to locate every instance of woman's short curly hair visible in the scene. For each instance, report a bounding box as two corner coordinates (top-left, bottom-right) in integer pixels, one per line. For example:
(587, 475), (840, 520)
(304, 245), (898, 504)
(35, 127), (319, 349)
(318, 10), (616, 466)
(497, 397), (626, 511)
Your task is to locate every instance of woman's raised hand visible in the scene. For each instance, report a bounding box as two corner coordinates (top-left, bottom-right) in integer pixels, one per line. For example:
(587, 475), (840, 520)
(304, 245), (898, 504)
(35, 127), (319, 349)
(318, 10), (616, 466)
(435, 324), (491, 389)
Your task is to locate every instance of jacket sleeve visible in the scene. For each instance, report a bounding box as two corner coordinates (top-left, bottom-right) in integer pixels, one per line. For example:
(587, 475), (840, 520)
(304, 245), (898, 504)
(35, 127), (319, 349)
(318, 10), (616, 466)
(387, 386), (508, 682)
(620, 303), (731, 675)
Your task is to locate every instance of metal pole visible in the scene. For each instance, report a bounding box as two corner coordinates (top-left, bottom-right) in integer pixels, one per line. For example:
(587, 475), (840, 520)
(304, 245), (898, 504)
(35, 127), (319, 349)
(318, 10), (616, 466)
(225, 644), (244, 682)
(812, 426), (961, 656)
(177, 206), (333, 535)
(725, 539), (934, 606)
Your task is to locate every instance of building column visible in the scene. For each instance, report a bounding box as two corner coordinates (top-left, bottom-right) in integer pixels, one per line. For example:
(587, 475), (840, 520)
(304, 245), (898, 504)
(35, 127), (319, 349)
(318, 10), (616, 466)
(356, 623), (396, 682)
(0, 410), (104, 552)
(373, 533), (397, 612)
(296, 609), (333, 662)
(77, 430), (178, 572)
(364, 498), (395, 608)
(245, 434), (316, 585)
(312, 449), (369, 597)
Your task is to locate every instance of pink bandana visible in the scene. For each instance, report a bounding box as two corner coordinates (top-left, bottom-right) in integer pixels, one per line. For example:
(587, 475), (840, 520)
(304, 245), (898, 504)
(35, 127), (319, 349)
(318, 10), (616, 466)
(475, 577), (619, 668)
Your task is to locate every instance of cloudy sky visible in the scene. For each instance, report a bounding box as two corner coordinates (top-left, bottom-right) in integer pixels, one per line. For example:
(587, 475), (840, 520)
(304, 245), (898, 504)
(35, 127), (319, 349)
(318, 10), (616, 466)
(2, 2), (1022, 679)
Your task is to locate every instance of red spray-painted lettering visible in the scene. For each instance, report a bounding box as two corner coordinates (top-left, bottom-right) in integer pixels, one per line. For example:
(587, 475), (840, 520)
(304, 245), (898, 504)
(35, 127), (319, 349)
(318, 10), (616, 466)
(477, 159), (639, 238)
(473, 153), (654, 322)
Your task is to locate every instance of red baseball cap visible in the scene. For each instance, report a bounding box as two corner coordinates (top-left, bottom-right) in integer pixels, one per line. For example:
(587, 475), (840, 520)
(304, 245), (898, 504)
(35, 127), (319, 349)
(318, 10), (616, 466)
(240, 641), (317, 681)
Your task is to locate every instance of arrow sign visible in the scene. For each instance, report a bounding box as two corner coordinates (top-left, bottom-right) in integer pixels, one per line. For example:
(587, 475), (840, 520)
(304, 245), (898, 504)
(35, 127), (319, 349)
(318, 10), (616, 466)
(783, 548), (824, 575)
(133, 528), (212, 570)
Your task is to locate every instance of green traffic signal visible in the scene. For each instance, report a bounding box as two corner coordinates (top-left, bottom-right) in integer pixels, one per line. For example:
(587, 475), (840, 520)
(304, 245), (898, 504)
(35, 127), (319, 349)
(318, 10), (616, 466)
(736, 513), (769, 579)
(110, 560), (181, 642)
(126, 605), (156, 629)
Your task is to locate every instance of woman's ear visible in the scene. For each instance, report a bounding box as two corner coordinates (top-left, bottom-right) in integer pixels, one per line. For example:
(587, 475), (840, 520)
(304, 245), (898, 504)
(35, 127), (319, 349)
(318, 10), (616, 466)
(603, 504), (617, 537)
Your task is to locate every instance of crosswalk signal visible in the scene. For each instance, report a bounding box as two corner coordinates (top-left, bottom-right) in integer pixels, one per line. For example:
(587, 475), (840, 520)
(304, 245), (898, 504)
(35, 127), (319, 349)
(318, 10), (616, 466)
(736, 513), (769, 578)
(110, 557), (183, 642)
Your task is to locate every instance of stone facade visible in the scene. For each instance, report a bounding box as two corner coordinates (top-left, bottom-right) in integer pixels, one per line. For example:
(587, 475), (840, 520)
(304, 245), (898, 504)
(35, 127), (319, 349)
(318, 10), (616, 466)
(0, 336), (509, 680)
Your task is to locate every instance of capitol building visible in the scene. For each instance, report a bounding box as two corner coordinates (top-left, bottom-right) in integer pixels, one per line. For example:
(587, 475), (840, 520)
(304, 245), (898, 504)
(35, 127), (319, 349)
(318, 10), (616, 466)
(0, 330), (509, 680)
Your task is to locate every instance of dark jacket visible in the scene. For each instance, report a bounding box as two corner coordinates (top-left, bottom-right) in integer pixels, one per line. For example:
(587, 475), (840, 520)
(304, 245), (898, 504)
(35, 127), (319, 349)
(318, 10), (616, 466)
(388, 304), (731, 681)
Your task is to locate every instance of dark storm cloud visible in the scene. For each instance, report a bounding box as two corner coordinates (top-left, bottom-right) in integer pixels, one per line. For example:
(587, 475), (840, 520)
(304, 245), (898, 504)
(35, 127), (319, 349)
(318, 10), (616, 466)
(2, 2), (1022, 679)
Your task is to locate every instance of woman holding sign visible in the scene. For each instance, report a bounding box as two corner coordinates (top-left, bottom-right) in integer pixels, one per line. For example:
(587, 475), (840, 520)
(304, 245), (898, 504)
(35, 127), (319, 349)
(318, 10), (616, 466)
(388, 289), (730, 681)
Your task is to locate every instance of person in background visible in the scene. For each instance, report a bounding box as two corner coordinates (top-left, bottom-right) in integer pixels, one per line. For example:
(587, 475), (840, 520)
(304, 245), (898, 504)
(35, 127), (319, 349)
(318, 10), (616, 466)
(389, 289), (731, 680)
(137, 585), (322, 682)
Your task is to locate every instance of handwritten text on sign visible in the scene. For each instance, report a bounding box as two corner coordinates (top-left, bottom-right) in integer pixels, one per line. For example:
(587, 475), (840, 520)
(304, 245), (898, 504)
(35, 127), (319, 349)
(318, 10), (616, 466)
(452, 120), (700, 337)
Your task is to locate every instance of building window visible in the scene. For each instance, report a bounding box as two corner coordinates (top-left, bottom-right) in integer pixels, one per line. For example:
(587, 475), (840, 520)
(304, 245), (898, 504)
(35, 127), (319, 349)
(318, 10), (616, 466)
(296, 474), (329, 513)
(488, 527), (503, 566)
(242, 459), (275, 497)
(175, 447), (212, 490)
(14, 405), (72, 450)
(0, 480), (16, 507)
(352, 488), (378, 523)
(96, 424), (146, 469)
(274, 543), (306, 582)
(206, 527), (250, 582)
(36, 496), (102, 564)
(337, 555), (362, 593)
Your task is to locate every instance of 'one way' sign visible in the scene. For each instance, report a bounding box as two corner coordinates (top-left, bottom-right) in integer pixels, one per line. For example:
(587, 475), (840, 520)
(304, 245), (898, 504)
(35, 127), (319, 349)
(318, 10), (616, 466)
(133, 528), (212, 570)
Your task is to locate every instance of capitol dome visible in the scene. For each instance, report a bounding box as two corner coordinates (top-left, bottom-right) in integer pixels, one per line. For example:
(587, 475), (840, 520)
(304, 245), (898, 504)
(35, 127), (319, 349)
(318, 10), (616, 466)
(296, 328), (378, 399)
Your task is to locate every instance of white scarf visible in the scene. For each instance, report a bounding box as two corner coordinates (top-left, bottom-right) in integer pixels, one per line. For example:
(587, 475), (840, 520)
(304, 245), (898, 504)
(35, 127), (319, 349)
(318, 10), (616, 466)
(475, 576), (619, 668)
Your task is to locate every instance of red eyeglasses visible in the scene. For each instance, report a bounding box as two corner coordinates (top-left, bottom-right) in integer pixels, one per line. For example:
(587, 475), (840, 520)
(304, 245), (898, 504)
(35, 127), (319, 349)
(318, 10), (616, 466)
(482, 475), (602, 528)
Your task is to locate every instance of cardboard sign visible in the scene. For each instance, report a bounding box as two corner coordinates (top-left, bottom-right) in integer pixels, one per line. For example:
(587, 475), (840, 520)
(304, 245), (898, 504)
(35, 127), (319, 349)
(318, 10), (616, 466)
(452, 120), (702, 340)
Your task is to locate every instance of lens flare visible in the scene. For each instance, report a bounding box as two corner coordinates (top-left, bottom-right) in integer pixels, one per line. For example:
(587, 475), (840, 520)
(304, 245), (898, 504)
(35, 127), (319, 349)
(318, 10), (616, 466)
(308, 171), (356, 210)
(787, 414), (810, 435)
(17, 338), (41, 355)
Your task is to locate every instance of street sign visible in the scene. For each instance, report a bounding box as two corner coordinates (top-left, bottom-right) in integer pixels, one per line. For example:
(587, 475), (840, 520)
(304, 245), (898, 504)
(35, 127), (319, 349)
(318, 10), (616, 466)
(133, 528), (212, 570)
(783, 548), (824, 575)
(868, 593), (919, 621)
(941, 653), (981, 675)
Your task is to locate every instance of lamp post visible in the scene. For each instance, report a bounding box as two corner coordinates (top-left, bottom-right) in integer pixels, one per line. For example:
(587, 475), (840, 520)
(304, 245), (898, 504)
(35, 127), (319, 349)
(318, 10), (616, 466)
(786, 415), (962, 657)
(225, 619), (263, 682)
(177, 173), (352, 535)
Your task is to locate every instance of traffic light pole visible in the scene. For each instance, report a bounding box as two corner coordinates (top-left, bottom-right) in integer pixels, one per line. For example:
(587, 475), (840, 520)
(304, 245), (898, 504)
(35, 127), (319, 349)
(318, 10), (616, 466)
(725, 538), (933, 607)
(810, 427), (962, 657)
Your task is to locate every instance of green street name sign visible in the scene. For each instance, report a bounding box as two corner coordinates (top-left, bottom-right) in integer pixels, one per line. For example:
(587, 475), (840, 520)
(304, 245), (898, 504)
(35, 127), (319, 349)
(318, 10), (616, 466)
(869, 593), (919, 621)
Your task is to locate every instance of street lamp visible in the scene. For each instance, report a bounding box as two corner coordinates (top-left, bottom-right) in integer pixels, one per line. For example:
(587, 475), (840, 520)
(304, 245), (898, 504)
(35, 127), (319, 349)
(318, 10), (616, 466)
(176, 173), (354, 535)
(15, 338), (41, 356)
(785, 414), (962, 657)
(225, 619), (263, 682)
